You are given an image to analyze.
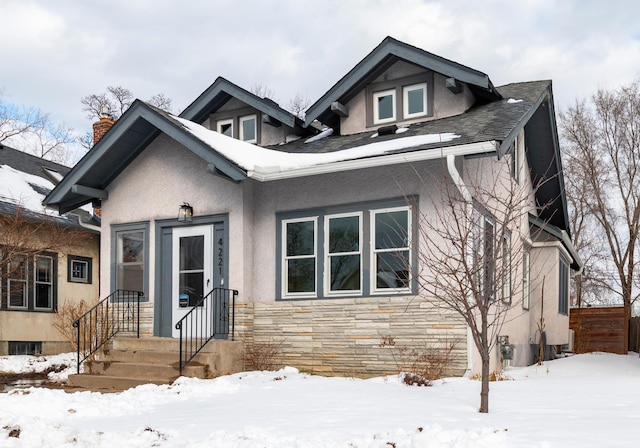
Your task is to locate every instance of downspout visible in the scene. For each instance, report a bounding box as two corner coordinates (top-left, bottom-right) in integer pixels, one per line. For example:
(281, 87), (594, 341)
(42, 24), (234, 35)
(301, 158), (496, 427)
(446, 154), (474, 377)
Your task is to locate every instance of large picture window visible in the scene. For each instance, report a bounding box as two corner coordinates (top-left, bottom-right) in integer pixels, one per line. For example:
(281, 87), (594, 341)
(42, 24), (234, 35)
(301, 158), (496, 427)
(278, 200), (414, 300)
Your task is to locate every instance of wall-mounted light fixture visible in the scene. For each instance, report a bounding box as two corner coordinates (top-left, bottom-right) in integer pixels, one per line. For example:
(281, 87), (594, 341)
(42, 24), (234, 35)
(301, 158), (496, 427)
(178, 202), (193, 223)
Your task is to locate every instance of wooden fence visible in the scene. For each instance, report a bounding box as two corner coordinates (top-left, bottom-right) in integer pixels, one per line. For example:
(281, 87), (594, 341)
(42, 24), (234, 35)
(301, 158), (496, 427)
(630, 317), (640, 353)
(569, 306), (627, 354)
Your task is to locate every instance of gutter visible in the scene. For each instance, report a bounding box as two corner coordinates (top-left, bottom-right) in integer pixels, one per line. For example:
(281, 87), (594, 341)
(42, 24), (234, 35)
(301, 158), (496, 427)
(446, 154), (474, 377)
(248, 141), (498, 181)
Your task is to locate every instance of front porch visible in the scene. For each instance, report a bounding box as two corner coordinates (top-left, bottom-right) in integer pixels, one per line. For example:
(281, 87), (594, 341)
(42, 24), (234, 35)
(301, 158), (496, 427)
(68, 336), (243, 392)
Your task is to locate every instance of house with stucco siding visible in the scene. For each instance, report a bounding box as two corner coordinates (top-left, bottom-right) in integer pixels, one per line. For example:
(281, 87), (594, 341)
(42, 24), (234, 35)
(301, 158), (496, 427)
(44, 37), (581, 378)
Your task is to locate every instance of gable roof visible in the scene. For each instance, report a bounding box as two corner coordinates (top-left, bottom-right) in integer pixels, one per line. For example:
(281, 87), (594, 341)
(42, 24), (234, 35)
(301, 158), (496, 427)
(0, 144), (97, 229)
(304, 36), (502, 128)
(44, 100), (248, 214)
(180, 76), (303, 129)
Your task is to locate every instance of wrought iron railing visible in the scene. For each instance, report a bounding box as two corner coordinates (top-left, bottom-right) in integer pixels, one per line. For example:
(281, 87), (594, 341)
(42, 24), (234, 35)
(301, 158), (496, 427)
(175, 287), (237, 375)
(72, 290), (142, 374)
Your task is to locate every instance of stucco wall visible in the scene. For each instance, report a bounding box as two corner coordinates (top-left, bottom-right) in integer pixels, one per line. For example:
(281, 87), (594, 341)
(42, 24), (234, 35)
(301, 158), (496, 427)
(340, 62), (475, 135)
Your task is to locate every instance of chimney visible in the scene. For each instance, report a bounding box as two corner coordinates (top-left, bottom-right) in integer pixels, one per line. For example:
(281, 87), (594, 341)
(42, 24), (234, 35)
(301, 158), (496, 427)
(92, 106), (115, 145)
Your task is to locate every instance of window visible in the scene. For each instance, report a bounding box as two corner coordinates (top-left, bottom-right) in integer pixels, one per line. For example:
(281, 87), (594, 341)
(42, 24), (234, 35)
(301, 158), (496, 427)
(278, 200), (413, 299)
(1, 252), (57, 312)
(217, 118), (233, 137)
(9, 341), (42, 355)
(239, 115), (257, 143)
(112, 223), (149, 297)
(403, 83), (427, 118)
(326, 213), (361, 294)
(283, 218), (317, 297)
(522, 247), (530, 310)
(373, 208), (411, 291)
(559, 256), (569, 315)
(373, 89), (396, 124)
(366, 73), (433, 127)
(68, 255), (92, 284)
(34, 255), (54, 310)
(501, 232), (512, 303)
(7, 254), (28, 309)
(511, 134), (521, 183)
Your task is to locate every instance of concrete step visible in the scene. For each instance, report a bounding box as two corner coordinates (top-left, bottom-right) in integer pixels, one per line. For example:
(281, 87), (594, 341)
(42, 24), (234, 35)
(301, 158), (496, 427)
(84, 360), (207, 381)
(67, 373), (170, 393)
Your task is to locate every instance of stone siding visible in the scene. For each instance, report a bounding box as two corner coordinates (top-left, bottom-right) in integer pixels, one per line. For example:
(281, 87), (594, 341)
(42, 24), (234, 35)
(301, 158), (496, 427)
(234, 296), (468, 378)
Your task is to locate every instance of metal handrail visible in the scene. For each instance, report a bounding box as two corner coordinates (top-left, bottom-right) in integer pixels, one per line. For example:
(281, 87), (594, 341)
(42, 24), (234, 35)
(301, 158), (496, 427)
(175, 287), (237, 375)
(72, 290), (142, 374)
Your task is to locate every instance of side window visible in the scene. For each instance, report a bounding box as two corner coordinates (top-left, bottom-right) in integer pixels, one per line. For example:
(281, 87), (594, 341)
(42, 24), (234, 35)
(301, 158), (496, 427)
(326, 213), (361, 294)
(558, 256), (569, 315)
(283, 218), (317, 297)
(112, 223), (149, 298)
(372, 207), (411, 292)
(68, 255), (92, 284)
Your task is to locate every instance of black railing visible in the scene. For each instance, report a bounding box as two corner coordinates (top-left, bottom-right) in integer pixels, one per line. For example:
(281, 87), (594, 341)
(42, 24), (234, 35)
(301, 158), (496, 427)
(72, 290), (142, 374)
(175, 287), (237, 375)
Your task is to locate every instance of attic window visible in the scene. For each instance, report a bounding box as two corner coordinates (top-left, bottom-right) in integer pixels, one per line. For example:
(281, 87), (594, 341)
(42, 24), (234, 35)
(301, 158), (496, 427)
(403, 83), (427, 118)
(373, 89), (396, 124)
(217, 119), (233, 137)
(240, 115), (257, 143)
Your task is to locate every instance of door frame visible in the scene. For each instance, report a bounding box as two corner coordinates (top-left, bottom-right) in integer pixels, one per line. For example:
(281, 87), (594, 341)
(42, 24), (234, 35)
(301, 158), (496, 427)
(154, 214), (229, 337)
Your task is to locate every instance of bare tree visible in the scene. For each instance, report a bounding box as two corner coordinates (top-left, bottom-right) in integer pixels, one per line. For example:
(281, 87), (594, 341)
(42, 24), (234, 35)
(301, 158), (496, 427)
(0, 90), (74, 164)
(411, 153), (542, 413)
(286, 93), (311, 119)
(0, 206), (91, 296)
(560, 81), (640, 348)
(81, 86), (173, 121)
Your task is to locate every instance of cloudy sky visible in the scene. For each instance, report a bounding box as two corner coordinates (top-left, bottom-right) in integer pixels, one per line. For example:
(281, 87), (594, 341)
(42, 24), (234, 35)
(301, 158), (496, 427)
(1, 0), (639, 140)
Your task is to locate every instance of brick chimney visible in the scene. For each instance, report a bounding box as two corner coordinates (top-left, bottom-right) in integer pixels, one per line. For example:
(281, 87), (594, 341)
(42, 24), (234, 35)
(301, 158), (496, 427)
(92, 106), (115, 145)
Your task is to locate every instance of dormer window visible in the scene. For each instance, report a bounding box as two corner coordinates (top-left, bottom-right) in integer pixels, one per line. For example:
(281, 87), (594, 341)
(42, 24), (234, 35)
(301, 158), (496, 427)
(217, 118), (233, 137)
(373, 89), (396, 124)
(239, 115), (257, 143)
(403, 83), (427, 118)
(365, 73), (433, 128)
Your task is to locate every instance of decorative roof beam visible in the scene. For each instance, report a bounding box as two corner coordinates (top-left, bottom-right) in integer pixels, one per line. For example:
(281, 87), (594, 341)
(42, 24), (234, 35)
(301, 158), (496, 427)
(331, 101), (349, 117)
(262, 114), (282, 127)
(446, 77), (462, 94)
(71, 184), (108, 200)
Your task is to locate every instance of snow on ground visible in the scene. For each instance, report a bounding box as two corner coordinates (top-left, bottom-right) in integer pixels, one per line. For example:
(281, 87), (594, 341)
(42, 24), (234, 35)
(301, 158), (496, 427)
(0, 352), (639, 447)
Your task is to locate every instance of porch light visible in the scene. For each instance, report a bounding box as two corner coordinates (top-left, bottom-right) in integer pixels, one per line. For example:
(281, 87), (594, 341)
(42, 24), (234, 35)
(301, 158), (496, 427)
(178, 202), (193, 222)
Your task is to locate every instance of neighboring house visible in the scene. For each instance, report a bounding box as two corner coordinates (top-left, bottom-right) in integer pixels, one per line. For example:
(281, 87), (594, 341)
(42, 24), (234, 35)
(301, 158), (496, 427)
(0, 144), (100, 356)
(44, 37), (581, 376)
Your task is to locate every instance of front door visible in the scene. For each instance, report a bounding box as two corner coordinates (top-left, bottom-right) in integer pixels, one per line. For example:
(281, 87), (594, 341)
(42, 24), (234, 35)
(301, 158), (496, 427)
(171, 225), (213, 338)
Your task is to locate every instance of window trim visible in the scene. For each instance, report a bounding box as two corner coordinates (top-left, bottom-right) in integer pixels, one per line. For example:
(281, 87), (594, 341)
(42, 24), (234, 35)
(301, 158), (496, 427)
(239, 114), (258, 143)
(372, 89), (397, 125)
(325, 212), (363, 297)
(216, 118), (234, 137)
(277, 198), (416, 300)
(371, 206), (412, 294)
(365, 73), (434, 128)
(558, 255), (569, 315)
(67, 255), (92, 284)
(403, 83), (428, 119)
(34, 254), (54, 311)
(111, 222), (150, 300)
(282, 217), (318, 299)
